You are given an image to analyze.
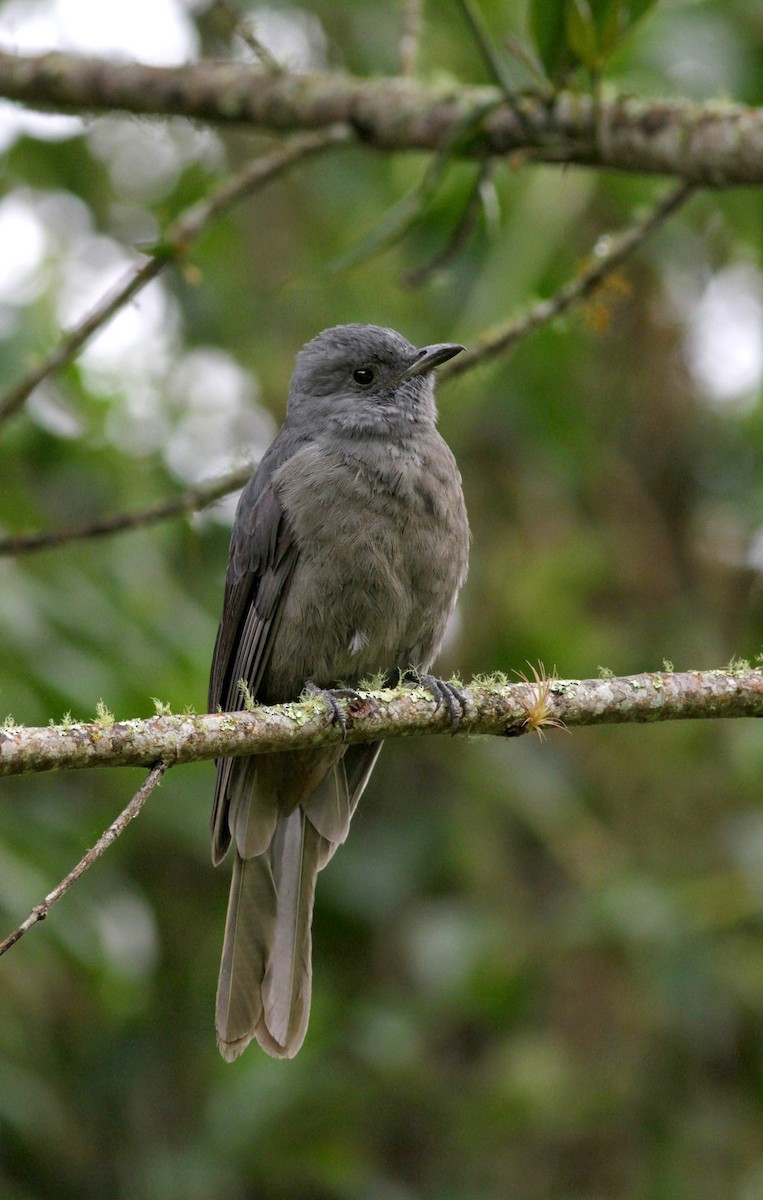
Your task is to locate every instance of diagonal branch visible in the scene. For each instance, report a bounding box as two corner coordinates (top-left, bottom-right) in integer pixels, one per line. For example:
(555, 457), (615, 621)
(0, 255), (163, 425)
(0, 463), (254, 556)
(0, 51), (762, 183)
(0, 761), (167, 955)
(0, 125), (351, 426)
(443, 179), (694, 377)
(1, 668), (762, 778)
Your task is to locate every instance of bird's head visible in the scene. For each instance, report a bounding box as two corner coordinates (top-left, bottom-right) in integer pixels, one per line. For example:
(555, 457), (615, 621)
(287, 323), (464, 436)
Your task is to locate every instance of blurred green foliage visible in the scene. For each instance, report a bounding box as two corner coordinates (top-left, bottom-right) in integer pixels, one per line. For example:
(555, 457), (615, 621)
(2, 1), (763, 1198)
(530, 0), (659, 79)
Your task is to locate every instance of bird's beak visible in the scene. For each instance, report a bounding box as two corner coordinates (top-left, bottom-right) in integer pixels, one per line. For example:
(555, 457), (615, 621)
(398, 342), (465, 380)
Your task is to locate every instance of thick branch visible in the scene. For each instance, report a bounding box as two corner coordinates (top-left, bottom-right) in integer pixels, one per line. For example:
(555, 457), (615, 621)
(0, 51), (761, 183)
(2, 669), (761, 778)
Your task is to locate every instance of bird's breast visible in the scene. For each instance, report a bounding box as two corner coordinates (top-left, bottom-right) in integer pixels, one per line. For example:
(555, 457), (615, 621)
(267, 437), (468, 693)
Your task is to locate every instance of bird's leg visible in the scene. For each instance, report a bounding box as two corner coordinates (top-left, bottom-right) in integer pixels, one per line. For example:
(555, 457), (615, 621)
(304, 681), (361, 741)
(397, 669), (467, 733)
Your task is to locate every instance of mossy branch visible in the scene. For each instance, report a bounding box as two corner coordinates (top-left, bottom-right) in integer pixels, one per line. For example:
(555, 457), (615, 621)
(2, 668), (762, 779)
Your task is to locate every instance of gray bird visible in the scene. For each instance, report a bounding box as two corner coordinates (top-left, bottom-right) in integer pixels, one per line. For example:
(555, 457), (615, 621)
(209, 323), (469, 1060)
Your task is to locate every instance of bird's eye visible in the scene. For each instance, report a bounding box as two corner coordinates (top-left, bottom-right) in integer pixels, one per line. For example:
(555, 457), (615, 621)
(353, 367), (374, 386)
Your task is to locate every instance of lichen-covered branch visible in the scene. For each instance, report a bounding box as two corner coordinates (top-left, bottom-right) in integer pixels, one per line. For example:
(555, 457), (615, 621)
(0, 51), (762, 184)
(2, 669), (761, 779)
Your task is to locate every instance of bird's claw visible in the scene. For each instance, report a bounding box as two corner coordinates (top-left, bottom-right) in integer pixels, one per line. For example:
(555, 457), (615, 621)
(402, 671), (467, 733)
(305, 681), (359, 741)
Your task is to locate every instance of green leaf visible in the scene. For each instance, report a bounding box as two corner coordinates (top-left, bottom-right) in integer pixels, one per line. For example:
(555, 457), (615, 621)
(528, 0), (570, 79)
(587, 0), (617, 20)
(596, 0), (660, 58)
(625, 0), (659, 24)
(532, 0), (659, 77)
(565, 0), (601, 70)
(598, 0), (628, 57)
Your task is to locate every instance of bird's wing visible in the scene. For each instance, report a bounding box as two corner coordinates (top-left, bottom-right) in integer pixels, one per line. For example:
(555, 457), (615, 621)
(209, 437), (300, 864)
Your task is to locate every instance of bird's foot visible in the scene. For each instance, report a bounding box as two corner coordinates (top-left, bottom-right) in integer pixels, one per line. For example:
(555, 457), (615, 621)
(305, 681), (360, 741)
(400, 670), (467, 733)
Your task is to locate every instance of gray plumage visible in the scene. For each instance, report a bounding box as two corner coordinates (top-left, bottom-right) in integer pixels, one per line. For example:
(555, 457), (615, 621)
(209, 323), (469, 1059)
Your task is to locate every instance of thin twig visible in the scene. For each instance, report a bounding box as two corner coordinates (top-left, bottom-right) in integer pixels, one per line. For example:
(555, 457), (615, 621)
(443, 180), (695, 378)
(0, 761), (167, 956)
(0, 126), (351, 427)
(0, 463), (254, 557)
(211, 0), (283, 71)
(398, 0), (424, 76)
(0, 256), (164, 426)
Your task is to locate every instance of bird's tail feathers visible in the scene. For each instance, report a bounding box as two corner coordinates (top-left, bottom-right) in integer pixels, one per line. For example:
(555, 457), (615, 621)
(259, 808), (330, 1055)
(216, 850), (277, 1061)
(215, 742), (384, 1059)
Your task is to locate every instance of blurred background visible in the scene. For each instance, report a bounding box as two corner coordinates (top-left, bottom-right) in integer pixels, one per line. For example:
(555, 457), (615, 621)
(2, 1), (763, 1196)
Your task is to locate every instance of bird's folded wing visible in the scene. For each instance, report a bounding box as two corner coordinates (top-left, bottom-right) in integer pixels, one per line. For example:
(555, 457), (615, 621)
(209, 441), (300, 864)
